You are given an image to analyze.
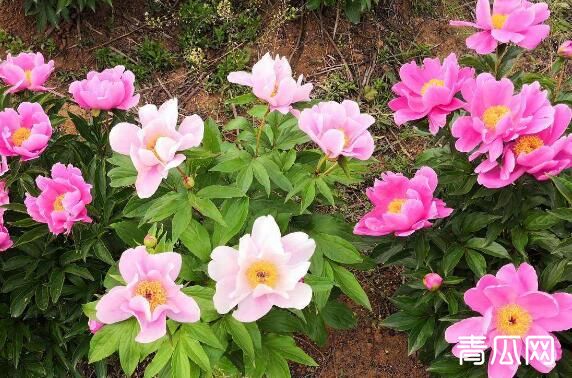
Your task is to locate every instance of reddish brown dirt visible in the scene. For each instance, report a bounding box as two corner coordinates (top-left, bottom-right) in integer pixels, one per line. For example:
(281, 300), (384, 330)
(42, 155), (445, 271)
(0, 1), (451, 376)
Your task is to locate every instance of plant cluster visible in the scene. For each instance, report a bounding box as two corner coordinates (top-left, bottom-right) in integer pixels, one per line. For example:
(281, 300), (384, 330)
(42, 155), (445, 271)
(307, 0), (379, 24)
(22, 0), (113, 30)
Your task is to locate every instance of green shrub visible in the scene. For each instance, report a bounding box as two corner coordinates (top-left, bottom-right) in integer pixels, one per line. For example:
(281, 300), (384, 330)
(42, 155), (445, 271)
(306, 0), (378, 24)
(23, 0), (113, 30)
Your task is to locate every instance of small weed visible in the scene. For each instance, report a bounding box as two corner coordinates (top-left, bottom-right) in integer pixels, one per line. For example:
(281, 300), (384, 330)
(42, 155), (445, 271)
(95, 47), (149, 79)
(205, 48), (251, 93)
(138, 39), (174, 71)
(316, 72), (358, 102)
(0, 29), (27, 54)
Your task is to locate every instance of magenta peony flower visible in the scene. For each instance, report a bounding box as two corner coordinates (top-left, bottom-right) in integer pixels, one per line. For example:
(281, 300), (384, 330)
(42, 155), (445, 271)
(69, 65), (140, 111)
(297, 100), (375, 160)
(388, 53), (474, 135)
(96, 247), (200, 343)
(0, 52), (54, 93)
(476, 104), (572, 188)
(228, 53), (313, 114)
(452, 75), (553, 163)
(423, 273), (443, 291)
(0, 102), (52, 161)
(109, 98), (204, 199)
(25, 163), (92, 235)
(450, 0), (550, 54)
(558, 40), (572, 58)
(354, 167), (452, 237)
(88, 319), (103, 334)
(208, 215), (314, 322)
(445, 263), (572, 377)
(0, 224), (12, 252)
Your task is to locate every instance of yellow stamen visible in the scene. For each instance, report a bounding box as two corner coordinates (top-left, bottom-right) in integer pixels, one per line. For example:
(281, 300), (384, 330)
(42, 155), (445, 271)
(482, 105), (510, 130)
(11, 127), (32, 147)
(495, 304), (532, 336)
(135, 280), (167, 312)
(24, 70), (32, 84)
(53, 194), (65, 212)
(246, 261), (279, 288)
(420, 79), (445, 96)
(491, 14), (508, 29)
(270, 82), (279, 97)
(387, 199), (407, 214)
(513, 135), (544, 155)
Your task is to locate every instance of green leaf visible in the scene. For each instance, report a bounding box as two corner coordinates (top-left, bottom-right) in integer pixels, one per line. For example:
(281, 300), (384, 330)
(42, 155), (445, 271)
(331, 263), (371, 310)
(111, 221), (149, 247)
(224, 316), (254, 359)
(180, 219), (212, 262)
(252, 160), (271, 196)
(144, 342), (173, 378)
(408, 317), (435, 355)
(172, 207), (193, 242)
(49, 269), (65, 303)
(465, 250), (487, 277)
(143, 192), (185, 223)
(224, 116), (251, 131)
(171, 340), (190, 378)
(524, 211), (560, 231)
(264, 334), (318, 367)
(226, 92), (256, 105)
(466, 238), (510, 259)
(258, 309), (302, 333)
(300, 180), (316, 212)
(511, 227), (528, 254)
(315, 177), (335, 205)
(203, 118), (222, 153)
(212, 198), (249, 247)
(181, 338), (210, 371)
(196, 185), (245, 199)
(119, 320), (140, 376)
(64, 264), (94, 280)
(89, 320), (134, 363)
(321, 301), (356, 330)
(551, 175), (572, 205)
(189, 193), (226, 226)
(248, 104), (269, 119)
(182, 323), (224, 350)
(12, 225), (49, 248)
(381, 311), (424, 331)
(314, 233), (362, 264)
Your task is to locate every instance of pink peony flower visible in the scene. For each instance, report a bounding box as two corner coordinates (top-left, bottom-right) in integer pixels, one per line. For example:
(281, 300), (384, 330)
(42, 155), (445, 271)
(228, 53), (313, 114)
(423, 273), (443, 291)
(298, 100), (375, 160)
(450, 0), (550, 54)
(452, 75), (553, 163)
(208, 215), (314, 322)
(477, 104), (572, 188)
(0, 52), (54, 93)
(388, 53), (474, 135)
(0, 224), (12, 252)
(25, 163), (93, 235)
(354, 167), (453, 237)
(445, 263), (572, 377)
(109, 98), (204, 199)
(69, 65), (140, 111)
(0, 155), (8, 176)
(0, 102), (52, 161)
(88, 319), (104, 334)
(558, 40), (572, 58)
(96, 247), (200, 343)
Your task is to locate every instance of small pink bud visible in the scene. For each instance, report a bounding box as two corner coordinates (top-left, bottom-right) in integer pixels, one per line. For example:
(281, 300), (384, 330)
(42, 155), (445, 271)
(88, 319), (103, 334)
(144, 235), (157, 248)
(558, 41), (572, 59)
(423, 273), (443, 291)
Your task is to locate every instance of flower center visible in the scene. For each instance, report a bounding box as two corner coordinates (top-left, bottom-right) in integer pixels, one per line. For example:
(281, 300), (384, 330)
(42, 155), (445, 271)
(53, 194), (65, 212)
(135, 280), (167, 312)
(491, 14), (508, 29)
(513, 135), (544, 155)
(387, 198), (407, 214)
(24, 70), (32, 84)
(495, 304), (532, 336)
(482, 105), (510, 130)
(270, 82), (279, 97)
(246, 261), (279, 288)
(420, 79), (445, 95)
(11, 127), (32, 147)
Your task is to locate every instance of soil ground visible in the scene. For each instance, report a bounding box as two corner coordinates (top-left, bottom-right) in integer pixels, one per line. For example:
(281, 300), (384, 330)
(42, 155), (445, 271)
(0, 0), (487, 376)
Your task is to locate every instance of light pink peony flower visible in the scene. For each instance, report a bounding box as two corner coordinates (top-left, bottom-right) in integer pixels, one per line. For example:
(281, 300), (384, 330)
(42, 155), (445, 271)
(423, 273), (443, 291)
(96, 247), (200, 343)
(109, 98), (204, 198)
(354, 167), (453, 237)
(298, 100), (375, 160)
(69, 65), (140, 111)
(0, 102), (52, 161)
(477, 104), (572, 188)
(88, 319), (104, 334)
(558, 40), (572, 58)
(452, 75), (553, 163)
(228, 53), (313, 114)
(25, 163), (92, 235)
(388, 53), (474, 135)
(208, 215), (314, 322)
(445, 263), (572, 377)
(0, 224), (12, 252)
(450, 0), (550, 54)
(0, 52), (54, 93)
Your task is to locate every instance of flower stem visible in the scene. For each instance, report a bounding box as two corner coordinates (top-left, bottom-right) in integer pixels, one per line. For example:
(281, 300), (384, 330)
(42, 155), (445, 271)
(255, 110), (269, 156)
(321, 161), (339, 177)
(315, 155), (327, 174)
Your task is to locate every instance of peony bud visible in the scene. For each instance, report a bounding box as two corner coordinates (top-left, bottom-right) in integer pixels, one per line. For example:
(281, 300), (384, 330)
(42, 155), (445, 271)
(183, 176), (195, 189)
(143, 234), (157, 248)
(88, 319), (103, 334)
(558, 41), (572, 59)
(423, 273), (443, 291)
